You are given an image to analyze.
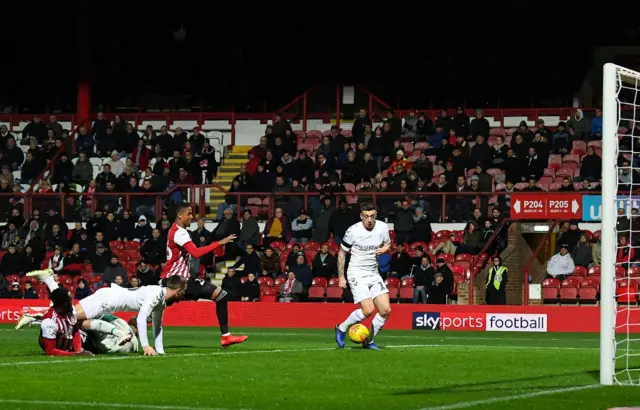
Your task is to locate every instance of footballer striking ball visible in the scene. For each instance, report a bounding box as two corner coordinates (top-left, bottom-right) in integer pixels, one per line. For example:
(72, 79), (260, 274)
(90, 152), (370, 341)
(348, 324), (370, 344)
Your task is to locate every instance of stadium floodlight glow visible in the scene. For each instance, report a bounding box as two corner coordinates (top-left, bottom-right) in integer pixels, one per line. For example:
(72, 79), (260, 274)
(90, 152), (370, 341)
(601, 63), (640, 386)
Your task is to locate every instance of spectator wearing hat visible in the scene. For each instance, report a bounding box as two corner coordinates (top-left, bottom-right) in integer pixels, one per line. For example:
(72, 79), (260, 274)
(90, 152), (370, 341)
(290, 210), (313, 245)
(546, 244), (575, 281)
(387, 150), (408, 175)
(134, 216), (153, 242)
(426, 271), (451, 305)
(8, 281), (22, 299)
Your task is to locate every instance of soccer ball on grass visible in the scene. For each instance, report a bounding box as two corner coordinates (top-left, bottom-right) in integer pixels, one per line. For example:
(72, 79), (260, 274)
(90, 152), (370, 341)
(348, 324), (370, 344)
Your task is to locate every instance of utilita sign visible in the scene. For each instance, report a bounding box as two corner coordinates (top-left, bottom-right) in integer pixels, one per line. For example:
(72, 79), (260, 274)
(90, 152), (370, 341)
(510, 193), (582, 220)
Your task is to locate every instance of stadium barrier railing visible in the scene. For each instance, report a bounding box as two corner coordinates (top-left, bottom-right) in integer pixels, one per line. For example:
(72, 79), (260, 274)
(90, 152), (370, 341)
(522, 221), (559, 305)
(467, 218), (510, 304)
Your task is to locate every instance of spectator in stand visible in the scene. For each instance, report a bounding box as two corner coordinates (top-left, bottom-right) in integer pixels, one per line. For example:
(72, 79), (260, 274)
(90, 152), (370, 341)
(21, 244), (41, 275)
(412, 207), (432, 243)
(402, 109), (418, 140)
(580, 146), (602, 182)
(279, 271), (303, 303)
(558, 177), (575, 191)
(432, 233), (457, 256)
(237, 209), (260, 250)
(46, 224), (67, 251)
(7, 281), (21, 298)
(263, 207), (291, 246)
(290, 210), (313, 244)
(469, 109), (489, 138)
(2, 222), (18, 250)
(232, 243), (261, 276)
(312, 198), (334, 244)
(48, 246), (65, 272)
(128, 277), (140, 289)
(134, 216), (153, 242)
(312, 244), (337, 280)
(22, 115), (48, 144)
(367, 126), (388, 172)
(102, 255), (127, 285)
(221, 268), (242, 301)
(329, 201), (358, 245)
(456, 221), (482, 255)
(524, 147), (544, 181)
(617, 235), (635, 268)
(552, 122), (571, 155)
(217, 180), (241, 220)
(2, 137), (24, 172)
(136, 260), (159, 286)
(20, 152), (41, 185)
(212, 208), (241, 259)
(240, 273), (260, 302)
(591, 107), (602, 140)
(352, 108), (372, 142)
(567, 109), (590, 141)
(74, 279), (93, 300)
(546, 244), (575, 281)
(415, 113), (434, 141)
(394, 200), (414, 245)
(522, 176), (543, 192)
(259, 247), (280, 279)
(290, 253), (312, 289)
(0, 243), (21, 276)
(72, 152), (93, 185)
(75, 126), (94, 156)
(23, 282), (38, 299)
(571, 234), (593, 268)
(411, 256), (434, 303)
(389, 244), (412, 279)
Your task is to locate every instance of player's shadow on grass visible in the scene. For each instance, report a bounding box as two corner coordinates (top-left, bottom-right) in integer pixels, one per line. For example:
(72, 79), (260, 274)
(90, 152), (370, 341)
(391, 370), (599, 396)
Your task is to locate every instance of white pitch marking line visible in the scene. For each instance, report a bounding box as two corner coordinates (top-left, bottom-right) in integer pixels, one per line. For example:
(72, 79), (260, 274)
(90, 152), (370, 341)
(417, 384), (602, 410)
(0, 343), (607, 368)
(0, 398), (246, 410)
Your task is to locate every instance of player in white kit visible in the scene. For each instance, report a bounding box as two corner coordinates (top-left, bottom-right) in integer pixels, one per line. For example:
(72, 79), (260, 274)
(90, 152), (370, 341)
(23, 269), (186, 356)
(334, 203), (392, 350)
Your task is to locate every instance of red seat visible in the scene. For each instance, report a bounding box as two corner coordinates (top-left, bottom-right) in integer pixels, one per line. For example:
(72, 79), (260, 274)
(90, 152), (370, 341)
(455, 253), (474, 263)
(616, 266), (626, 278)
(440, 254), (455, 264)
(274, 276), (286, 287)
(593, 230), (601, 240)
(450, 264), (468, 278)
(401, 278), (414, 287)
(122, 241), (139, 250)
(328, 277), (340, 287)
(542, 278), (561, 288)
(303, 241), (321, 251)
(240, 277), (248, 284)
(304, 250), (317, 263)
(617, 284), (638, 304)
(409, 242), (428, 251)
(558, 286), (578, 304)
(435, 230), (451, 239)
(588, 266), (601, 276)
(109, 240), (124, 250)
(325, 287), (343, 301)
(562, 278), (582, 288)
(579, 280), (599, 304)
(269, 241), (286, 251)
(312, 277), (327, 288)
(454, 260), (471, 270)
(581, 277), (600, 289)
(398, 287), (414, 302)
(384, 277), (400, 289)
(307, 287), (325, 301)
(629, 267), (640, 278)
(258, 277), (273, 287)
(573, 266), (587, 277)
(542, 286), (559, 303)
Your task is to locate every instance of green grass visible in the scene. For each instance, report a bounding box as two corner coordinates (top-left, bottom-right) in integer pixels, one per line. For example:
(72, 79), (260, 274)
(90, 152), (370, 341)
(1, 325), (640, 410)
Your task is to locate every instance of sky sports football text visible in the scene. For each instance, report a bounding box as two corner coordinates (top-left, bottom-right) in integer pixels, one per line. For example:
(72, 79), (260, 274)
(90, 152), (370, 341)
(412, 312), (548, 332)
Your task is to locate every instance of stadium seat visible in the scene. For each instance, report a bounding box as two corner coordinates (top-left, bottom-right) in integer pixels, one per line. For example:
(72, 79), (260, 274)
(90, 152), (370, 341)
(258, 277), (273, 288)
(450, 264), (468, 278)
(542, 278), (561, 288)
(122, 241), (139, 250)
(274, 276), (286, 287)
(307, 286), (325, 301)
(312, 277), (327, 288)
(572, 140), (587, 156)
(579, 279), (599, 304)
(260, 287), (277, 302)
(572, 266), (587, 277)
(435, 230), (451, 239)
(109, 240), (124, 250)
(588, 266), (601, 276)
(384, 277), (400, 289)
(304, 241), (321, 251)
(240, 277), (248, 284)
(558, 282), (579, 304)
(269, 241), (286, 251)
(327, 277), (340, 287)
(548, 154), (562, 169)
(409, 241), (427, 251)
(542, 286), (559, 304)
(398, 279), (414, 303)
(617, 281), (639, 304)
(323, 286), (342, 301)
(455, 253), (474, 264)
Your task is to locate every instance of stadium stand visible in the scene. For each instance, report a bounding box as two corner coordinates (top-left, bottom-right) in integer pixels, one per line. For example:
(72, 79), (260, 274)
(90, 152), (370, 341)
(0, 96), (614, 305)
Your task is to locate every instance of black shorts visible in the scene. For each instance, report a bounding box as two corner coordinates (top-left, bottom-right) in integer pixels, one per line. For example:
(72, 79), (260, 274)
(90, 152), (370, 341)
(162, 277), (217, 301)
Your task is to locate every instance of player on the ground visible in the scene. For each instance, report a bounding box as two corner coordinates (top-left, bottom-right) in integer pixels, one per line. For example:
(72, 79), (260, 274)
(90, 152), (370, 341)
(161, 203), (247, 348)
(334, 202), (392, 350)
(39, 287), (94, 357)
(23, 270), (186, 356)
(81, 314), (139, 354)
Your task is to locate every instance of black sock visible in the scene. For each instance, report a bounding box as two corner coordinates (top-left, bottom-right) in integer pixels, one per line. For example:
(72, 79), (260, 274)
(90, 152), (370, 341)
(215, 290), (229, 335)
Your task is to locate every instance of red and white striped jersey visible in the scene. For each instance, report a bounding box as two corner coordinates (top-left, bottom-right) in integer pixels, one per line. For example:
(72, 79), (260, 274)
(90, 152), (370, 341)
(161, 223), (193, 279)
(40, 306), (77, 350)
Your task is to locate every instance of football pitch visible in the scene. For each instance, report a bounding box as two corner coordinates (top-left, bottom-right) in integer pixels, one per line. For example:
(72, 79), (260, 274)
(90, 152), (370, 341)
(1, 325), (640, 410)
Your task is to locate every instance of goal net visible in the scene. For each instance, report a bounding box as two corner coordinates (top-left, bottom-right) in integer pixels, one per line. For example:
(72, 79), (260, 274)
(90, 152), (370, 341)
(602, 63), (640, 385)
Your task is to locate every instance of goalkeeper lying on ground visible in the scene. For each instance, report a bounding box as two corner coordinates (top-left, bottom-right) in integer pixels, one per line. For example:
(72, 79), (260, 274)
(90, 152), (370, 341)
(18, 312), (139, 354)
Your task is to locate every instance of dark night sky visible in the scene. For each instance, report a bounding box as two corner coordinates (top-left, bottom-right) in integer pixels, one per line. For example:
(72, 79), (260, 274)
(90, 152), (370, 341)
(1, 2), (637, 113)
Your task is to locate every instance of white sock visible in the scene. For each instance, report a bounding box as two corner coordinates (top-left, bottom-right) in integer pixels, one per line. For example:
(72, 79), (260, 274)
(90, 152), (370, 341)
(338, 309), (366, 332)
(44, 276), (58, 292)
(371, 313), (387, 341)
(89, 320), (124, 337)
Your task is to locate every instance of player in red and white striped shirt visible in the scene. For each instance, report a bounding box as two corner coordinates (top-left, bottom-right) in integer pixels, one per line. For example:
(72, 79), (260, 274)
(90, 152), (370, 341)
(161, 204), (247, 347)
(39, 287), (94, 357)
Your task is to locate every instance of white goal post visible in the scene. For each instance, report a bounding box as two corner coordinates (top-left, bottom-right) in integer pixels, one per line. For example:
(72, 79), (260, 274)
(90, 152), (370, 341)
(601, 63), (640, 385)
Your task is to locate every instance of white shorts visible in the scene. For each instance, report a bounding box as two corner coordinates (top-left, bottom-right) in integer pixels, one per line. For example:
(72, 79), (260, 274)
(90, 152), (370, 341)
(347, 273), (388, 304)
(78, 288), (117, 319)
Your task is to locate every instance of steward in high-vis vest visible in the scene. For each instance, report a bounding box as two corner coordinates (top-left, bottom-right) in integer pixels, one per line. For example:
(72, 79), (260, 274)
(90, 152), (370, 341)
(485, 256), (508, 305)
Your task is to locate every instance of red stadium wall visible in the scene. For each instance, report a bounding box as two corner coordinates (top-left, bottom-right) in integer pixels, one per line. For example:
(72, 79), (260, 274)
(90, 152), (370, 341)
(1, 300), (638, 333)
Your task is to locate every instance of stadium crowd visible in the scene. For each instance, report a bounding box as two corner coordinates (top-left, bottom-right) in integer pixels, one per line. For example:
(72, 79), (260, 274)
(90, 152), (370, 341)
(0, 105), (625, 305)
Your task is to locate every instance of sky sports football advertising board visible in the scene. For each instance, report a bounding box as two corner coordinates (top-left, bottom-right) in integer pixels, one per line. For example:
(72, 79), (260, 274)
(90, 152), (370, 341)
(412, 312), (548, 332)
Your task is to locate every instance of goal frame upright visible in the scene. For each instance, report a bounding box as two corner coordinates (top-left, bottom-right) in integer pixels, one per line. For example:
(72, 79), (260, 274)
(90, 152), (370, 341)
(600, 62), (619, 386)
